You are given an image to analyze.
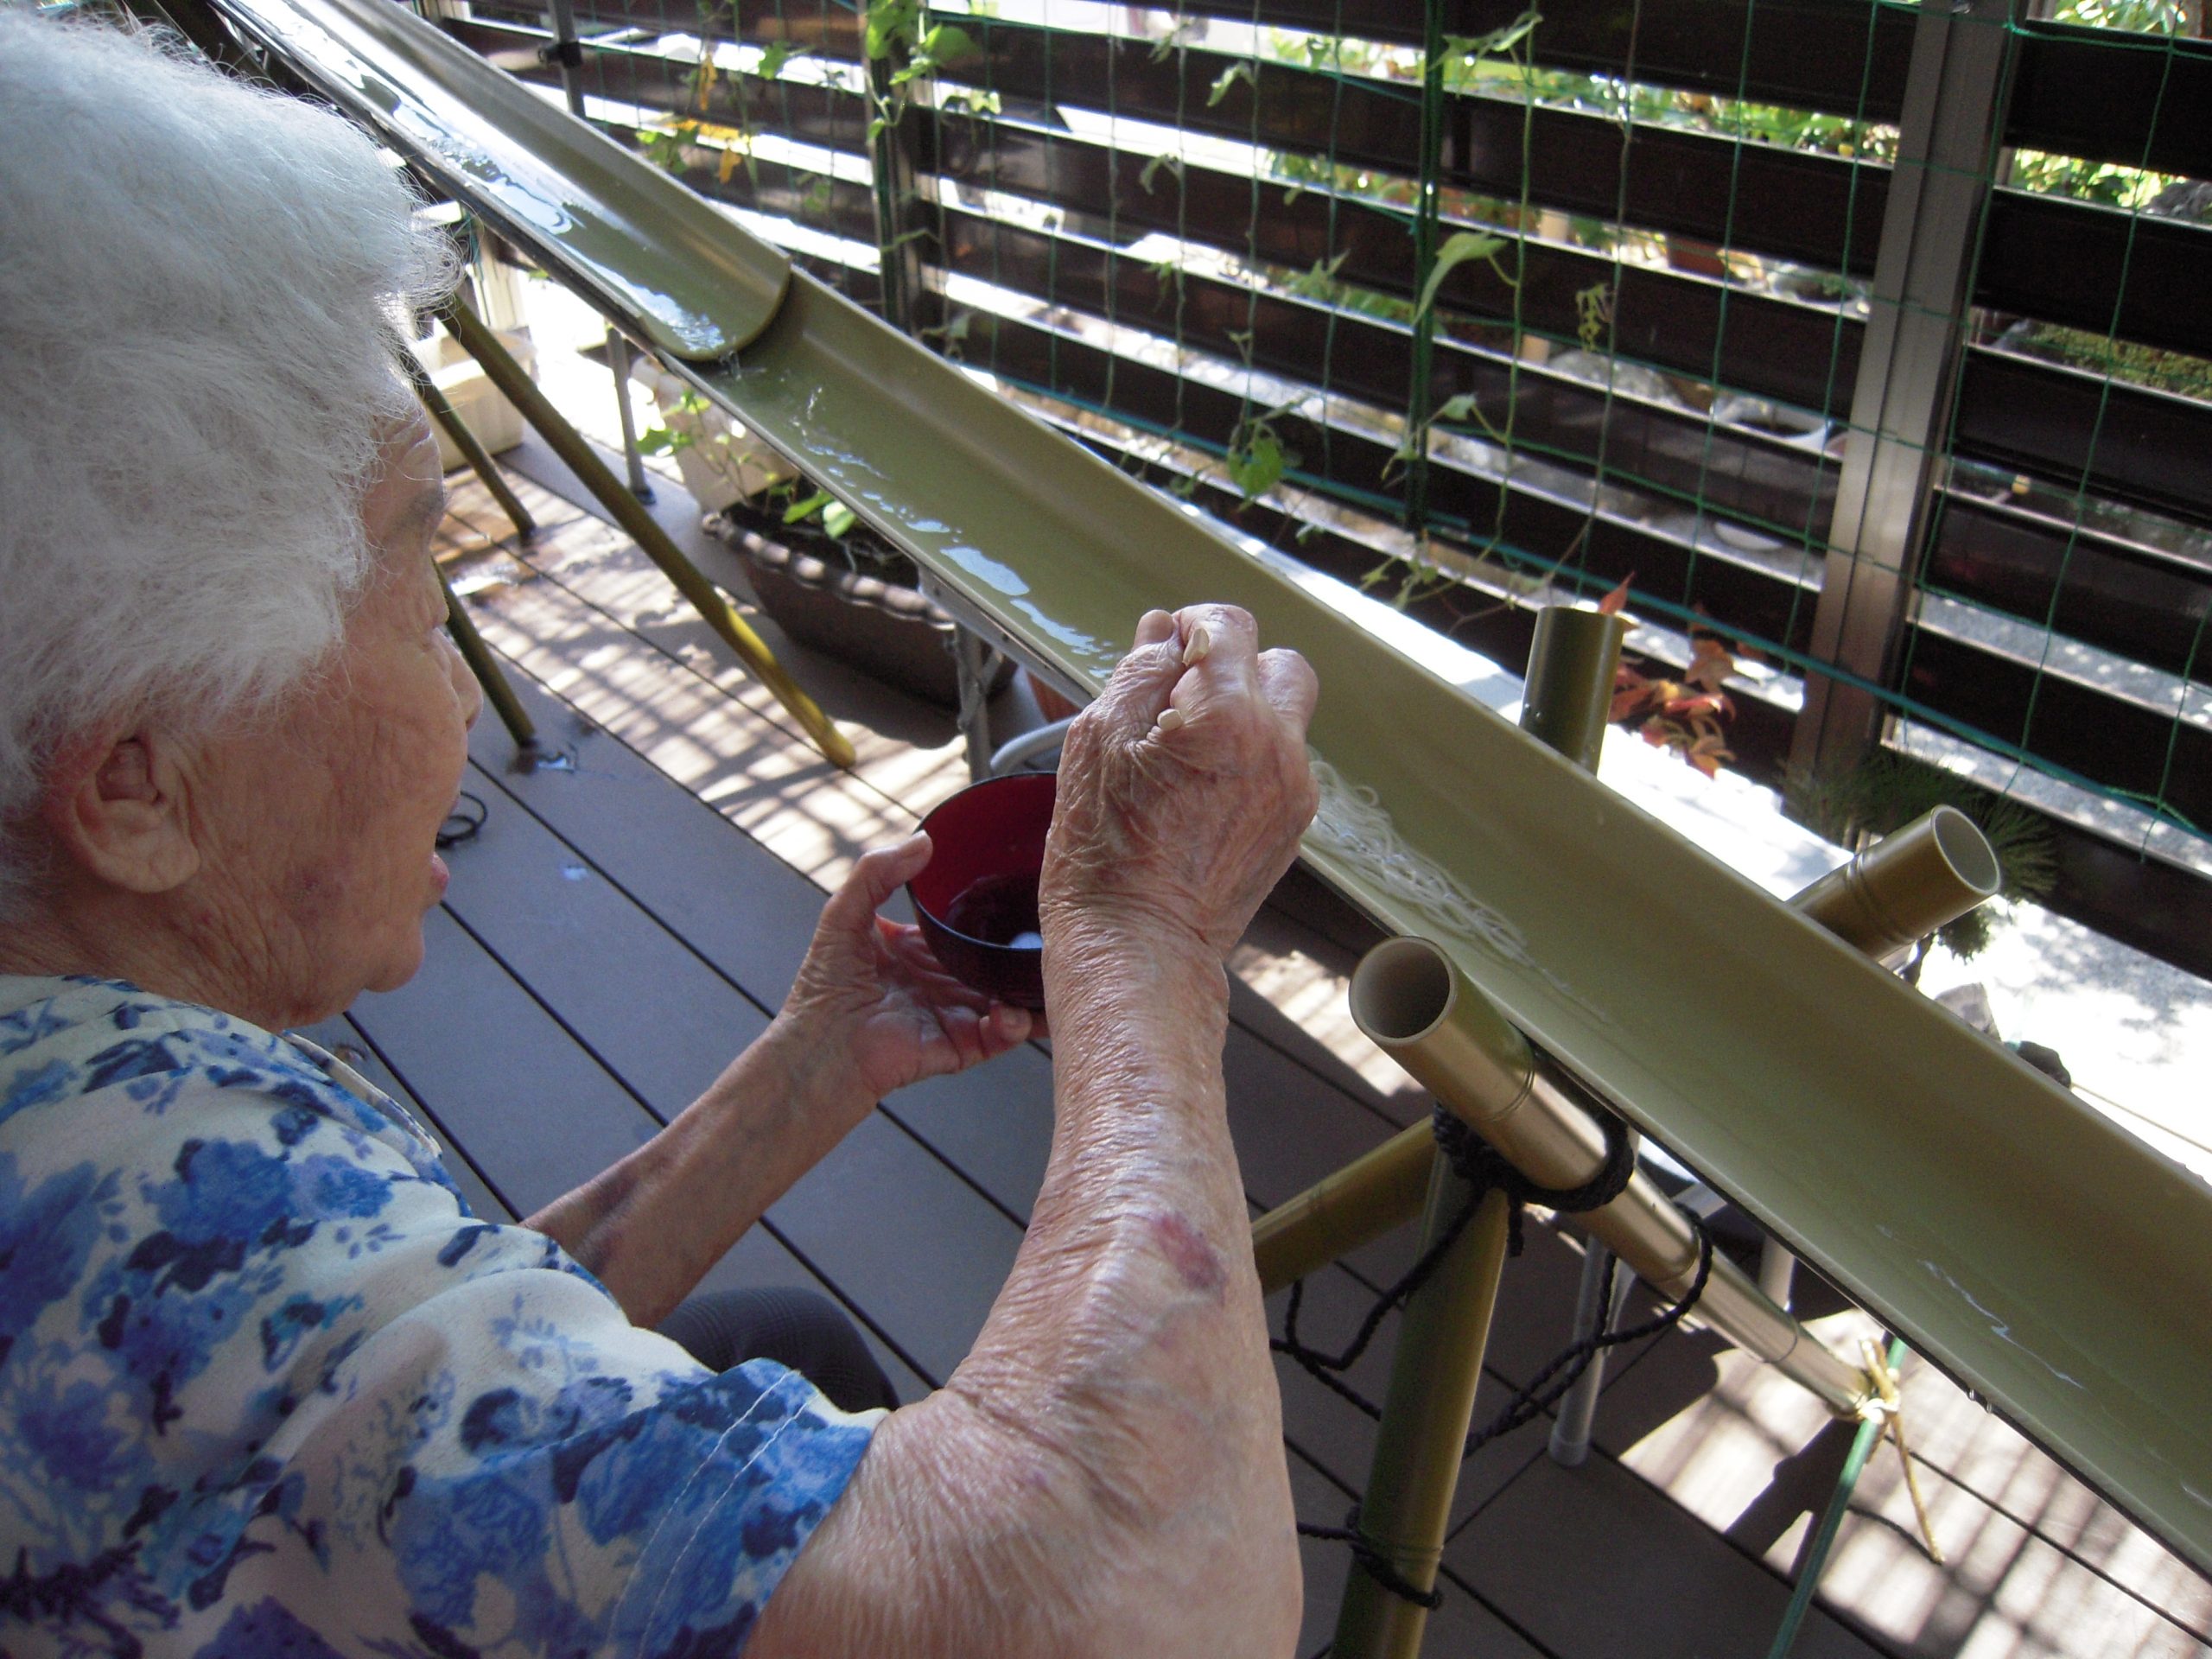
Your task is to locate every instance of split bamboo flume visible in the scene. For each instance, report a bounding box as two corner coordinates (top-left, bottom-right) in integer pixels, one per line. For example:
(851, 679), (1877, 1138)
(1336, 807), (2003, 1416)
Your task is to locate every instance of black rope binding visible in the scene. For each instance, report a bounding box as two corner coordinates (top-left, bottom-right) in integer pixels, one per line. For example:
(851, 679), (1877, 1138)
(1300, 1506), (1444, 1611)
(437, 790), (487, 849)
(1283, 1100), (1713, 1610)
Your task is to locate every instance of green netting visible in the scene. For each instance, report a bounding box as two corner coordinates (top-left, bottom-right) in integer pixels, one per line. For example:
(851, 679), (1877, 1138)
(461, 0), (2212, 887)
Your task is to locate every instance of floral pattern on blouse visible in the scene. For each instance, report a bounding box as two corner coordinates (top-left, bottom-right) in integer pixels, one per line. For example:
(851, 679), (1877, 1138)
(0, 976), (878, 1659)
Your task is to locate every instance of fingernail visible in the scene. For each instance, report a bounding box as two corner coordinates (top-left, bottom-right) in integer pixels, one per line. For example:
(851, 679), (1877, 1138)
(1154, 708), (1186, 734)
(1182, 625), (1212, 666)
(998, 1007), (1032, 1038)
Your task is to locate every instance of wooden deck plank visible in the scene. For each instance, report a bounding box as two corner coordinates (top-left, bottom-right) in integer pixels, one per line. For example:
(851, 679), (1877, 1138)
(1596, 1326), (2212, 1656)
(1290, 1447), (1551, 1659)
(1447, 1452), (1891, 1659)
(348, 903), (658, 1217)
(431, 756), (1031, 1391)
(448, 754), (775, 1105)
(293, 1013), (514, 1224)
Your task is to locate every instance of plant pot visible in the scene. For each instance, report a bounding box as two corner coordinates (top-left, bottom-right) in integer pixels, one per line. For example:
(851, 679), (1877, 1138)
(712, 520), (1013, 710)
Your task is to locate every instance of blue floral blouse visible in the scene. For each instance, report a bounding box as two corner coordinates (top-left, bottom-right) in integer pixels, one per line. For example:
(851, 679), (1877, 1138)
(0, 976), (879, 1658)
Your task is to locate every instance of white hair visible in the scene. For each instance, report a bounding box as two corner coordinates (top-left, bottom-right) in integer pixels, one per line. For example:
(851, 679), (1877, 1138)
(0, 4), (457, 913)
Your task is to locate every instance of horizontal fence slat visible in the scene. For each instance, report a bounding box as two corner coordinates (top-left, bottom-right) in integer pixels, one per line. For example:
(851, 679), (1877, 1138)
(1158, 0), (1913, 119)
(469, 0), (867, 62)
(940, 115), (1866, 415)
(441, 19), (874, 153)
(2007, 24), (2212, 179)
(931, 201), (1847, 538)
(1928, 493), (2212, 688)
(1901, 626), (2212, 833)
(1954, 347), (2212, 532)
(933, 291), (1827, 657)
(946, 22), (1885, 274)
(1978, 191), (2212, 362)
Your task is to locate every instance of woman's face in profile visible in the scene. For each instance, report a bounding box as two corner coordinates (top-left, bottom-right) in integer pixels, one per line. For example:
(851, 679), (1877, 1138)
(184, 416), (482, 1025)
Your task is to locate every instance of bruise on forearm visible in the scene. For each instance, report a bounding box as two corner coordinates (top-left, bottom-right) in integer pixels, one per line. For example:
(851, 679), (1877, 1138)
(524, 1158), (639, 1268)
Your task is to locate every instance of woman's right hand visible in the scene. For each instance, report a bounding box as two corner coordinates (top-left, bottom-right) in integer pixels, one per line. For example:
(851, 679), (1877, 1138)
(1040, 604), (1319, 964)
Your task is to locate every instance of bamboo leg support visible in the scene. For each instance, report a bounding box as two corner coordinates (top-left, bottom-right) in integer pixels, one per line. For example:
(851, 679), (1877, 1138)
(1330, 1180), (1513, 1659)
(402, 350), (537, 543)
(436, 298), (856, 769)
(441, 570), (537, 753)
(1253, 1122), (1435, 1294)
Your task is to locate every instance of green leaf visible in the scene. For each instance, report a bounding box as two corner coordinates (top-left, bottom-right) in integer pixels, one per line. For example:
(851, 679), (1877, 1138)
(823, 501), (856, 539)
(1225, 429), (1288, 502)
(1433, 393), (1480, 423)
(1206, 61), (1255, 107)
(755, 38), (801, 78)
(1139, 152), (1183, 195)
(919, 22), (976, 62)
(782, 489), (833, 524)
(1414, 230), (1505, 322)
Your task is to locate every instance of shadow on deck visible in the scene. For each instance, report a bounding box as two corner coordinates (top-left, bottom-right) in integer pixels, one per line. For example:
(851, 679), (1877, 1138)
(310, 461), (2211, 1659)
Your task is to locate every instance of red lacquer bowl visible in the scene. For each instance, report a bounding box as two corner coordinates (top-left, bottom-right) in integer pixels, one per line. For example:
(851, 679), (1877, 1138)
(907, 772), (1058, 1011)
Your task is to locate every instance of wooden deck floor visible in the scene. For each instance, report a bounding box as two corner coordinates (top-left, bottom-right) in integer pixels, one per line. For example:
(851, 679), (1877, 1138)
(316, 454), (2212, 1658)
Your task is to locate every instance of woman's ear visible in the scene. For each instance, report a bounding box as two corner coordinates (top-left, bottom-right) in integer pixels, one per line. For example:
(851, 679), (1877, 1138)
(41, 728), (202, 894)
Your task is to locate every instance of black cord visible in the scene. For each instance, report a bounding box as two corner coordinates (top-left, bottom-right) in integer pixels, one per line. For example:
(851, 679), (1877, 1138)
(1300, 1506), (1445, 1611)
(1284, 1102), (1713, 1611)
(437, 790), (487, 849)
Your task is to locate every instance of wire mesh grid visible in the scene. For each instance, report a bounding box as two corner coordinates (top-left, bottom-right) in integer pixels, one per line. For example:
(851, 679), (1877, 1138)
(445, 0), (2212, 934)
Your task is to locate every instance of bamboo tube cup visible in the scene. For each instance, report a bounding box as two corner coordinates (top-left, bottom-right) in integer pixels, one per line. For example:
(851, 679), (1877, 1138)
(1791, 804), (2001, 960)
(1519, 605), (1630, 773)
(1350, 937), (1870, 1414)
(1326, 804), (2002, 1413)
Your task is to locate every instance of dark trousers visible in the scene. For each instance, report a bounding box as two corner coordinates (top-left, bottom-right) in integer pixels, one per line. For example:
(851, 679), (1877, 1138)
(659, 1287), (900, 1414)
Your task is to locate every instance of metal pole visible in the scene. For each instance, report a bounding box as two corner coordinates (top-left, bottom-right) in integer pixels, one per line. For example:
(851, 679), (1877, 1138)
(542, 0), (653, 498)
(1548, 1248), (1635, 1466)
(603, 327), (656, 499)
(952, 626), (996, 780)
(1330, 1181), (1513, 1659)
(439, 297), (857, 769)
(441, 569), (538, 753)
(1759, 1240), (1800, 1311)
(1788, 0), (2018, 786)
(401, 350), (538, 543)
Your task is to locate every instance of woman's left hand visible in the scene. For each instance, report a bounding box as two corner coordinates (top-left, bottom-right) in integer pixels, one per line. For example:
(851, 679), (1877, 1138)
(776, 833), (1035, 1118)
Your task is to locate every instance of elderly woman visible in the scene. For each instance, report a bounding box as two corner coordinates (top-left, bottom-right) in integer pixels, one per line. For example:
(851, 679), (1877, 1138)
(0, 10), (1319, 1658)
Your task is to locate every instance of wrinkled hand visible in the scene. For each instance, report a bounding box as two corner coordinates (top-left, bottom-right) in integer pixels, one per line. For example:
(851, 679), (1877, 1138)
(1042, 604), (1319, 963)
(779, 836), (1035, 1115)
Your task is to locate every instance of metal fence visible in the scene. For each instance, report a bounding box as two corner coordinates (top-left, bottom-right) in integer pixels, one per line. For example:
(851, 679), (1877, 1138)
(439, 0), (2212, 973)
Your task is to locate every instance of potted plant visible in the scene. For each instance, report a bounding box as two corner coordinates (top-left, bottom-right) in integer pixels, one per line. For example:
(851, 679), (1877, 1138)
(634, 360), (1009, 709)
